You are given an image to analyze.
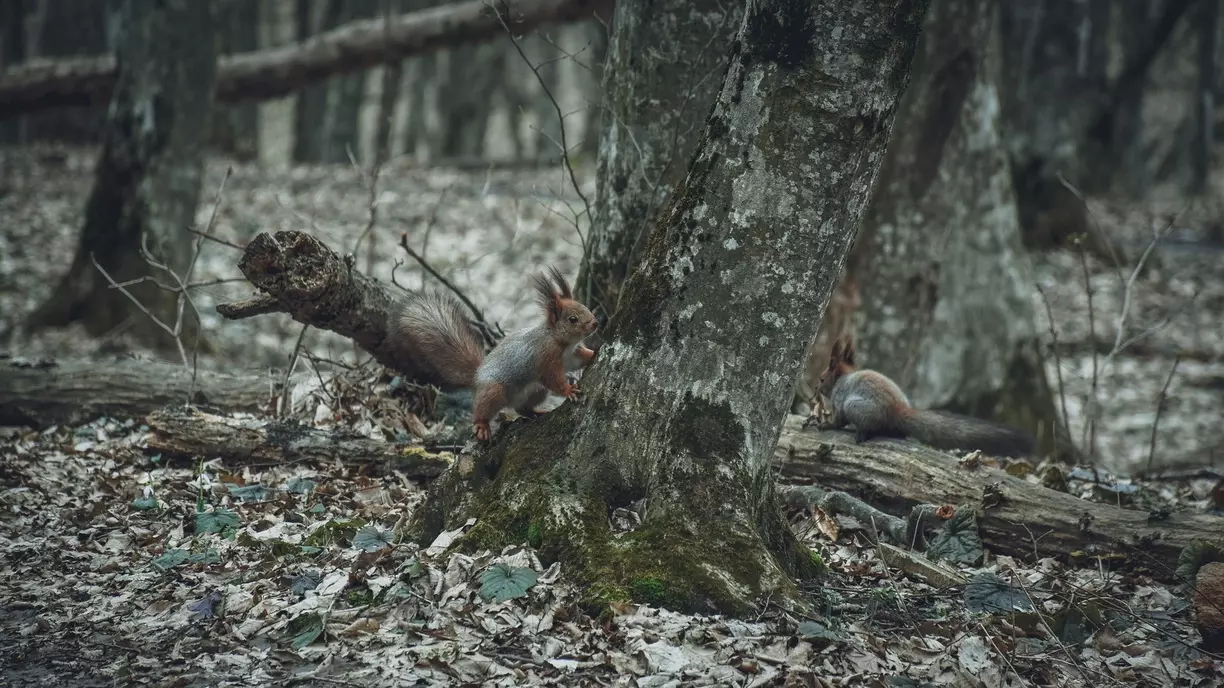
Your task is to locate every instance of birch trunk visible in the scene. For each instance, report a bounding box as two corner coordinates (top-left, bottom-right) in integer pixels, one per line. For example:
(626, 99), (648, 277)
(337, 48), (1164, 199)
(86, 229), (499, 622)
(421, 0), (930, 615)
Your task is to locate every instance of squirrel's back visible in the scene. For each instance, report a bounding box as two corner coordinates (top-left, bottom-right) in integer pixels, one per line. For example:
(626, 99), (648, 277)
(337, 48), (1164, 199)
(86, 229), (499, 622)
(394, 291), (485, 389)
(475, 325), (551, 390)
(832, 369), (1034, 457)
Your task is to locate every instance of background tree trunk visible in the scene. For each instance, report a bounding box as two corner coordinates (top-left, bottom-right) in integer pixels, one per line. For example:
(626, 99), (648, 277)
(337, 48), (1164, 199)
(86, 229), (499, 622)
(0, 0), (27, 144)
(997, 0), (1111, 250)
(1190, 0), (1219, 195)
(812, 0), (1068, 459)
(25, 0), (216, 350)
(576, 0), (742, 319)
(437, 42), (499, 158)
(422, 0), (930, 615)
(294, 0), (346, 162)
(214, 0), (261, 161)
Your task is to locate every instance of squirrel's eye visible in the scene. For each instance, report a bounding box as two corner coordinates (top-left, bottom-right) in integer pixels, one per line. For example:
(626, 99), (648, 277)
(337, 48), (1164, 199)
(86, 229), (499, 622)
(568, 315), (578, 324)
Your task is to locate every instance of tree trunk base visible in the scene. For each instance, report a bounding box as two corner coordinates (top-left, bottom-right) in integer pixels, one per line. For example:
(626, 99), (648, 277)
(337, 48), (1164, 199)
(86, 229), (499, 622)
(415, 405), (821, 616)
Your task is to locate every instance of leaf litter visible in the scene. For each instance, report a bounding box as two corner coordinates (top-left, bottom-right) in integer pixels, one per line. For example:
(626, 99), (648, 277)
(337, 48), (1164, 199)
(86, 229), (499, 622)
(0, 145), (1222, 685)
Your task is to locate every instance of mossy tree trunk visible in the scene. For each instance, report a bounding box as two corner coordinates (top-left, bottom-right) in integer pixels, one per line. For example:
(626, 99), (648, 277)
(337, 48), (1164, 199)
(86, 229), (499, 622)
(25, 0), (215, 351)
(576, 0), (742, 320)
(810, 0), (1069, 459)
(423, 0), (930, 615)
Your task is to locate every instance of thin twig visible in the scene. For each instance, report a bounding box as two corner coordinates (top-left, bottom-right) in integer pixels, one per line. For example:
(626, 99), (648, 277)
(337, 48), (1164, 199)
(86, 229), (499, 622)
(1034, 283), (1070, 451)
(91, 254), (187, 365)
(1146, 355), (1181, 475)
(280, 324), (310, 418)
(1076, 244), (1099, 457)
(187, 227), (245, 250)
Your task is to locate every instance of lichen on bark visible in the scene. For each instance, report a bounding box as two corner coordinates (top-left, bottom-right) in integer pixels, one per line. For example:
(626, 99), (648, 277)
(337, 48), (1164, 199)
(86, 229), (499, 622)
(578, 0), (743, 318)
(420, 0), (930, 616)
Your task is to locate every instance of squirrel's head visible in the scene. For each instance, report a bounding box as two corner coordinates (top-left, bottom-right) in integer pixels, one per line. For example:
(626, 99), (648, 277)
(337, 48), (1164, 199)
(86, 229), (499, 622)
(533, 266), (597, 344)
(817, 335), (857, 398)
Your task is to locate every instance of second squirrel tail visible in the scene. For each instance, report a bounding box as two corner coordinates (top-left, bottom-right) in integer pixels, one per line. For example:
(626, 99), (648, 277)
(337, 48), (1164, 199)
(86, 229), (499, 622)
(394, 291), (485, 389)
(897, 409), (1035, 458)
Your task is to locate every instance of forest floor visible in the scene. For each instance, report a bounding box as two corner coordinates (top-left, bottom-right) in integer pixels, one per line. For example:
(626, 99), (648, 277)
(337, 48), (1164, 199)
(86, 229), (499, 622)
(1, 145), (1223, 686)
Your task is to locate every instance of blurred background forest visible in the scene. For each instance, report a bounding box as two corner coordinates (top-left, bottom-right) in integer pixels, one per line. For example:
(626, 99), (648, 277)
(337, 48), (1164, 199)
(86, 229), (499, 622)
(1, 0), (1222, 477)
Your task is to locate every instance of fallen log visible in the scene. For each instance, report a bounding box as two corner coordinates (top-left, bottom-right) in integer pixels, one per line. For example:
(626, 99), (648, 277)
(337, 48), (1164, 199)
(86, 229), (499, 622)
(775, 415), (1222, 581)
(3, 356), (1216, 577)
(214, 230), (446, 386)
(0, 0), (613, 119)
(0, 355), (276, 428)
(145, 406), (451, 478)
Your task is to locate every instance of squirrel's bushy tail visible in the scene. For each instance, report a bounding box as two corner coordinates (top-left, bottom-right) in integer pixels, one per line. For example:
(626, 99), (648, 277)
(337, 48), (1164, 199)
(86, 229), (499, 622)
(897, 409), (1034, 458)
(394, 291), (485, 389)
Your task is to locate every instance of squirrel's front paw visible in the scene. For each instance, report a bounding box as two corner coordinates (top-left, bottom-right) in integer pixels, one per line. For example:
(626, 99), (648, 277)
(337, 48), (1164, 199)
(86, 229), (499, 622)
(562, 383), (581, 402)
(474, 422), (492, 442)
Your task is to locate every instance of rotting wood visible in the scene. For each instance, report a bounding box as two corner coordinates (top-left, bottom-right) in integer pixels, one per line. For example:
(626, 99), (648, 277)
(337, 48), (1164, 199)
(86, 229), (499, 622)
(214, 230), (461, 389)
(145, 406), (451, 478)
(777, 415), (1222, 581)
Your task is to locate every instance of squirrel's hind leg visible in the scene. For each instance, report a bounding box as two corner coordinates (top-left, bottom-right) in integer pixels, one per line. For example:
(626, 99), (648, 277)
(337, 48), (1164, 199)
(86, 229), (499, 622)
(473, 383), (507, 441)
(513, 386), (549, 419)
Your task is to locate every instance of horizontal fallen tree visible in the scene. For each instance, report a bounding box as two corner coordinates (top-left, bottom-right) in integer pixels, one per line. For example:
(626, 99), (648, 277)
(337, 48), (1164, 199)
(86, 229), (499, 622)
(774, 416), (1221, 580)
(0, 355), (277, 427)
(0, 0), (613, 119)
(146, 406), (451, 478)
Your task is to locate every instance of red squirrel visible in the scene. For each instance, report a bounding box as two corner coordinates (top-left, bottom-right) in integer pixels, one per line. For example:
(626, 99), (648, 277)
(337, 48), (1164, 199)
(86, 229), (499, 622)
(393, 267), (598, 441)
(811, 335), (1035, 458)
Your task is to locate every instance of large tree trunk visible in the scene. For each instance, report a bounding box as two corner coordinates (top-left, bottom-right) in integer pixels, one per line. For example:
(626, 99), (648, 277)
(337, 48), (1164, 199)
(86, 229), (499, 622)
(420, 0), (930, 615)
(25, 0), (216, 351)
(576, 0), (742, 319)
(812, 0), (1068, 459)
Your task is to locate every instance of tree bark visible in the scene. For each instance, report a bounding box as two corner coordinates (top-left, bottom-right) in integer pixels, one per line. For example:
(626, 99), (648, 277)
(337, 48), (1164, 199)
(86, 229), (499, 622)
(145, 407), (450, 478)
(814, 0), (1068, 458)
(0, 356), (276, 428)
(25, 0), (216, 350)
(576, 0), (742, 319)
(0, 0), (614, 119)
(776, 418), (1222, 580)
(419, 0), (930, 616)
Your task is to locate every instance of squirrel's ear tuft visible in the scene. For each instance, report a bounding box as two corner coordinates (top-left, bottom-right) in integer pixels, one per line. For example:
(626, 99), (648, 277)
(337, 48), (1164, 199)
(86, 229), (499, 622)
(828, 339), (842, 366)
(533, 271), (562, 324)
(547, 266), (572, 299)
(839, 336), (856, 365)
